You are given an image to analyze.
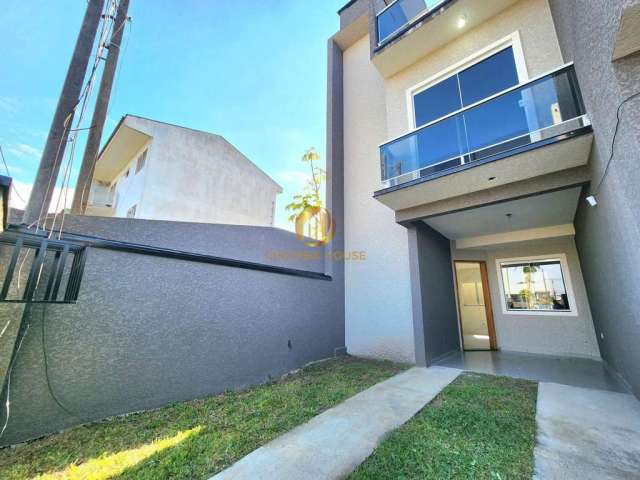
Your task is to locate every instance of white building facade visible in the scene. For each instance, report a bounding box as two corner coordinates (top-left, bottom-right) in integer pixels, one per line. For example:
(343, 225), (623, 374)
(86, 115), (282, 227)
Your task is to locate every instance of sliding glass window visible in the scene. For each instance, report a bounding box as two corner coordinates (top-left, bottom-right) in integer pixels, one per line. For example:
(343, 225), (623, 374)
(413, 47), (520, 127)
(500, 260), (571, 312)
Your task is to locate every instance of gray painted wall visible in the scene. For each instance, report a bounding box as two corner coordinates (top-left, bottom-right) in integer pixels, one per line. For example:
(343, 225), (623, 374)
(0, 216), (344, 446)
(408, 223), (460, 365)
(549, 0), (640, 396)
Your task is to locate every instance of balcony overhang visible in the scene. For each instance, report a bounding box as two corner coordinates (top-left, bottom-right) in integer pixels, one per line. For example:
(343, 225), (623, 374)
(373, 0), (519, 78)
(374, 127), (593, 212)
(94, 118), (152, 182)
(422, 186), (583, 249)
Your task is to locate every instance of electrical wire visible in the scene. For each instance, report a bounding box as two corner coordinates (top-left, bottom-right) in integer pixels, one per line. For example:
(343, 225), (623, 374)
(0, 302), (77, 440)
(29, 0), (115, 233)
(0, 145), (27, 204)
(47, 0), (119, 238)
(0, 323), (30, 440)
(77, 7), (132, 212)
(40, 304), (74, 415)
(592, 91), (640, 196)
(55, 1), (120, 235)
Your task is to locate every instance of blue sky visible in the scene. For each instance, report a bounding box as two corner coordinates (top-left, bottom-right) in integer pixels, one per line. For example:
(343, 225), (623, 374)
(0, 0), (344, 229)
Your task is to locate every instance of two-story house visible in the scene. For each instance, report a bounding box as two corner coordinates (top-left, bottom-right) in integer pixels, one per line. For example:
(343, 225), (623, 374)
(327, 0), (640, 394)
(83, 115), (283, 227)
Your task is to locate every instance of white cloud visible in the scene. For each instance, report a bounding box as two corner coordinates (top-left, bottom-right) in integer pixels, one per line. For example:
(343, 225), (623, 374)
(9, 180), (75, 214)
(8, 143), (42, 159)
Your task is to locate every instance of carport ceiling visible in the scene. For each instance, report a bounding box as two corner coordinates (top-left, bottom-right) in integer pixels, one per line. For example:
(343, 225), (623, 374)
(423, 187), (581, 239)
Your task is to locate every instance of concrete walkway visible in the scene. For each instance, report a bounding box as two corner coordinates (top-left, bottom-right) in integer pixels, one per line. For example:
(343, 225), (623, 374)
(210, 366), (460, 480)
(534, 382), (640, 479)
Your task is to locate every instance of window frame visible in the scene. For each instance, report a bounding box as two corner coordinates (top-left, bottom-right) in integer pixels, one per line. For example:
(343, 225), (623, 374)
(126, 204), (137, 219)
(406, 32), (529, 130)
(135, 148), (147, 174)
(495, 253), (579, 317)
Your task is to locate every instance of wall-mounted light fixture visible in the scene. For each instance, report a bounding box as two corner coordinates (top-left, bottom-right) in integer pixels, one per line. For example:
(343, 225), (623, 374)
(457, 15), (467, 29)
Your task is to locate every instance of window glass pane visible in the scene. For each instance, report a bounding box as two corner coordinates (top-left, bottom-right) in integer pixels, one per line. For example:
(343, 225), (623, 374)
(458, 48), (519, 106)
(463, 89), (529, 152)
(377, 0), (430, 44)
(382, 114), (466, 179)
(501, 260), (570, 311)
(414, 75), (462, 127)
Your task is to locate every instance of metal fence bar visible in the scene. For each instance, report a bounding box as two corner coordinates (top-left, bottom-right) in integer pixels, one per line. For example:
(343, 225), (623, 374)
(22, 240), (48, 302)
(0, 237), (23, 300)
(50, 244), (70, 302)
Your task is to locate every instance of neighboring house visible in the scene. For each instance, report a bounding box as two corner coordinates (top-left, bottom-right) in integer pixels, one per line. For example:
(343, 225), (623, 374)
(328, 0), (640, 393)
(85, 115), (282, 227)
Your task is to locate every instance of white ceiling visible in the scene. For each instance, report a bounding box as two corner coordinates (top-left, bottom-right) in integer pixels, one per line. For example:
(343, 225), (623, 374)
(423, 187), (582, 239)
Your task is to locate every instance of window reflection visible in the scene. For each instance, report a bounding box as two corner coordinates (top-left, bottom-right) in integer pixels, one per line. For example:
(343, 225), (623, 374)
(500, 260), (570, 311)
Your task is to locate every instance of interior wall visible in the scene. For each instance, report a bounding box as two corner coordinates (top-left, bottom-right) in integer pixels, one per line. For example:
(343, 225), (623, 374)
(453, 236), (601, 359)
(549, 0), (640, 396)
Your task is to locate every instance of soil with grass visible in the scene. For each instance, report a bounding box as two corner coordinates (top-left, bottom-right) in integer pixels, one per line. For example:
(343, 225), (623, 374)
(349, 372), (538, 480)
(0, 357), (405, 480)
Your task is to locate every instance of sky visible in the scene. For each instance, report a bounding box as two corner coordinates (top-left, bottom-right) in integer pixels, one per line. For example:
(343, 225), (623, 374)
(0, 0), (345, 230)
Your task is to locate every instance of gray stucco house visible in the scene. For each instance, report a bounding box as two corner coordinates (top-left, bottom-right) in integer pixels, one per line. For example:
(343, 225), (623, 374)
(328, 0), (640, 393)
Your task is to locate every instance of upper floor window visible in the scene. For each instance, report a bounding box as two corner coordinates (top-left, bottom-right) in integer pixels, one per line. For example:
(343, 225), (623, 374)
(413, 47), (519, 128)
(136, 148), (147, 174)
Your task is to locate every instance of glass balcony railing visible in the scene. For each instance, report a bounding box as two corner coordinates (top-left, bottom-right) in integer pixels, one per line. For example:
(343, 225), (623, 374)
(376, 0), (446, 45)
(379, 65), (590, 188)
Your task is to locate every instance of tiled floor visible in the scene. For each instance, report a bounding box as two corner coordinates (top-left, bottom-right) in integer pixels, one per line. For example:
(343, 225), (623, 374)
(434, 350), (627, 392)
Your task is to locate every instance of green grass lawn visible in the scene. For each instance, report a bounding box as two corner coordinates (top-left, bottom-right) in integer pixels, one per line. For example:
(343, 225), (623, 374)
(349, 373), (538, 480)
(0, 357), (406, 480)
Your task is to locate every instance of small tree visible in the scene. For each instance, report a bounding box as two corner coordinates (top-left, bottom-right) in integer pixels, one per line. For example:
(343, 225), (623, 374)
(285, 148), (326, 239)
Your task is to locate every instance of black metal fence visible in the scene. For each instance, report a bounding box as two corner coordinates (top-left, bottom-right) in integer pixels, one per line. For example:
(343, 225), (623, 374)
(0, 232), (86, 304)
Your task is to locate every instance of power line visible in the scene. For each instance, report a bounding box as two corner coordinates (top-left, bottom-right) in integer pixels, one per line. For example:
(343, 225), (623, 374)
(75, 1), (132, 214)
(22, 0), (106, 228)
(592, 91), (640, 196)
(41, 305), (74, 415)
(47, 0), (119, 237)
(30, 0), (116, 232)
(0, 145), (27, 204)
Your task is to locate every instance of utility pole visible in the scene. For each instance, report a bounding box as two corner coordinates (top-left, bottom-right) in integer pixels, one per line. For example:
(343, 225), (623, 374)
(72, 0), (130, 214)
(21, 0), (104, 226)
